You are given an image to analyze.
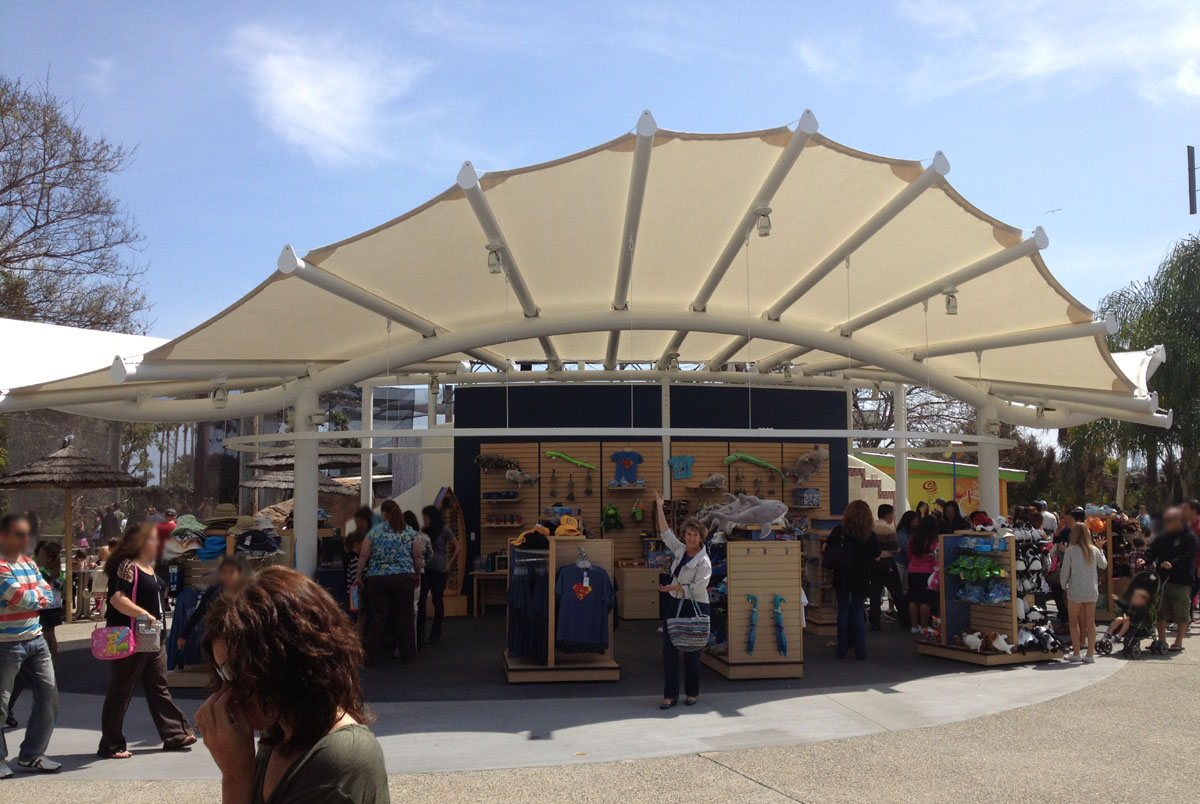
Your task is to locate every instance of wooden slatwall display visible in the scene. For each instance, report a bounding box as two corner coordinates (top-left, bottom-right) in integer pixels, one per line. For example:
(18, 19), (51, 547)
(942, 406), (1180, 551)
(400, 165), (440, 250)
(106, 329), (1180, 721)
(917, 532), (1062, 666)
(800, 530), (837, 635)
(478, 442), (542, 560)
(780, 442), (833, 519)
(727, 442), (786, 501)
(601, 441), (661, 562)
(540, 442), (603, 533)
(701, 542), (804, 679)
(670, 441), (730, 524)
(504, 535), (620, 683)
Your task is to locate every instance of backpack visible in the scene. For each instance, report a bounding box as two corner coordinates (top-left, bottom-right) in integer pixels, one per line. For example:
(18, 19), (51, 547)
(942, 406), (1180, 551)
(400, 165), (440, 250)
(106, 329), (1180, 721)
(823, 529), (852, 572)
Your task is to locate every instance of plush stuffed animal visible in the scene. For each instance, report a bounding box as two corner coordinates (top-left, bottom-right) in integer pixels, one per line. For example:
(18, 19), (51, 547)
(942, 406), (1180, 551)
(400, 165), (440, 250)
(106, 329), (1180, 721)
(960, 631), (984, 652)
(1031, 625), (1061, 653)
(784, 445), (828, 483)
(477, 454), (520, 472)
(505, 468), (539, 487)
(696, 493), (788, 537)
(698, 472), (726, 490)
(992, 633), (1014, 654)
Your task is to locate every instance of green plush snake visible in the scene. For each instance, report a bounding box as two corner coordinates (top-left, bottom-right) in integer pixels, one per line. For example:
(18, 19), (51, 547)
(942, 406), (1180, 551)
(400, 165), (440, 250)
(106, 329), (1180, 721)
(544, 450), (598, 471)
(724, 452), (785, 484)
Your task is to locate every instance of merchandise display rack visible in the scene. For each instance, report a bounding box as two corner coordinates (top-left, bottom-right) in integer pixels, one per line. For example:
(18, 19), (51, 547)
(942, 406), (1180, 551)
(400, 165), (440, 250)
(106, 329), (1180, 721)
(800, 529), (836, 636)
(504, 535), (620, 683)
(701, 541), (804, 679)
(917, 531), (1063, 666)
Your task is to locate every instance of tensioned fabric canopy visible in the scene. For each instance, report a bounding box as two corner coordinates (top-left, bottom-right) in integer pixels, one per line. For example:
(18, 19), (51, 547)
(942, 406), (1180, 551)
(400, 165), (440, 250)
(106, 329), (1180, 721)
(0, 112), (1169, 430)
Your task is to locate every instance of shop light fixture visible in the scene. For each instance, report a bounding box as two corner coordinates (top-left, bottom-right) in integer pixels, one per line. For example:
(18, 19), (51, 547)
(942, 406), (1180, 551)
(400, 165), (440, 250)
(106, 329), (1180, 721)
(942, 287), (958, 316)
(755, 206), (773, 237)
(486, 244), (503, 275)
(212, 384), (228, 409)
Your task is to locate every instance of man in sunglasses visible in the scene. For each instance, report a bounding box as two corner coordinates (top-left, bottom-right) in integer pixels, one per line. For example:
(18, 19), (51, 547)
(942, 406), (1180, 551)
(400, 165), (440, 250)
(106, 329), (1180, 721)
(0, 513), (61, 777)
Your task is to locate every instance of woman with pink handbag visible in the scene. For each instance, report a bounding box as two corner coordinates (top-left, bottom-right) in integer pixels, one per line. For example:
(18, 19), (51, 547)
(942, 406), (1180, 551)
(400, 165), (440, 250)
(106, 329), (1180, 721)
(96, 523), (195, 759)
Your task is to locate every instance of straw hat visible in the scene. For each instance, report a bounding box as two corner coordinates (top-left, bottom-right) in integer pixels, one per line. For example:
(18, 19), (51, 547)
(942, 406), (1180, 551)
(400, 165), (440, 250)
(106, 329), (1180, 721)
(229, 515), (257, 536)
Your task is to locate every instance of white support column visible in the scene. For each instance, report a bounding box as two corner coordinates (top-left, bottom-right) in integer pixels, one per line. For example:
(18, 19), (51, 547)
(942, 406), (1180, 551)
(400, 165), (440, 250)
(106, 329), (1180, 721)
(293, 388), (320, 577)
(661, 375), (672, 496)
(360, 384), (374, 507)
(892, 383), (909, 510)
(976, 398), (1001, 518)
(1115, 452), (1128, 508)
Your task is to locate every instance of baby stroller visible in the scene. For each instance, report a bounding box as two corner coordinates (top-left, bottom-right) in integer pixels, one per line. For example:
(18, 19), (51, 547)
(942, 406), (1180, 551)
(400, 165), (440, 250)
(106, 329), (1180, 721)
(1095, 570), (1168, 659)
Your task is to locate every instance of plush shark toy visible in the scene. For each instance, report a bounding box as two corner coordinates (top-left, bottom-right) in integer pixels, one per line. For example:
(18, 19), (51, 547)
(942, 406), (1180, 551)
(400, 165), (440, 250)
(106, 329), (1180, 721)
(992, 633), (1014, 654)
(698, 472), (726, 490)
(697, 493), (788, 537)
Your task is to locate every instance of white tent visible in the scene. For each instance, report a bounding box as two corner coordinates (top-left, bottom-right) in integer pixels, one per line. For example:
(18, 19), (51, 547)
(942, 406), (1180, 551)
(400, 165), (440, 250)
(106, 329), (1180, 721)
(0, 112), (1170, 571)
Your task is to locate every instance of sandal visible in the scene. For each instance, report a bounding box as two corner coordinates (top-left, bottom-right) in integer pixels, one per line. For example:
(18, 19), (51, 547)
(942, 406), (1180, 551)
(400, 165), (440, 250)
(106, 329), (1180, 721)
(1169, 644), (1185, 652)
(163, 735), (198, 751)
(685, 697), (698, 706)
(659, 699), (677, 710)
(99, 750), (133, 759)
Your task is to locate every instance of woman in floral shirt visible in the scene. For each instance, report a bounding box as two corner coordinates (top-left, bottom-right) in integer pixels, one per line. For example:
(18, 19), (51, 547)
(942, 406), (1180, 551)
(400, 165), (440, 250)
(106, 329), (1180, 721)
(354, 500), (422, 665)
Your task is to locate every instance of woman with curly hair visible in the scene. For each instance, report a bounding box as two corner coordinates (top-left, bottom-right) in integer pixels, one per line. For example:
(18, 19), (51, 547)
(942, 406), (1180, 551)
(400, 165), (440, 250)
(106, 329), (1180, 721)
(196, 566), (388, 803)
(823, 500), (881, 660)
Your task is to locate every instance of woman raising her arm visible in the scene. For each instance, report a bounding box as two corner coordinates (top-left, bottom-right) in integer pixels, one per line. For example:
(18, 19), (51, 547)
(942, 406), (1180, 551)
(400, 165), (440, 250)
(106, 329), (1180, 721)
(653, 490), (712, 710)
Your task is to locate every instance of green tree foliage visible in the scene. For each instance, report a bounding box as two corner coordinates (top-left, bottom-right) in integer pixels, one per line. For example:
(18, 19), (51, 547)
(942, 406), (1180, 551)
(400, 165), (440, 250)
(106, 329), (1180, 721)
(120, 422), (156, 481)
(0, 75), (147, 331)
(1092, 233), (1200, 501)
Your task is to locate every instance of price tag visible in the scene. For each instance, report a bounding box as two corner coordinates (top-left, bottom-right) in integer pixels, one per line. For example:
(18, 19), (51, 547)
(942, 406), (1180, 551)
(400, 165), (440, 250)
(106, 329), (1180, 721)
(583, 572), (590, 588)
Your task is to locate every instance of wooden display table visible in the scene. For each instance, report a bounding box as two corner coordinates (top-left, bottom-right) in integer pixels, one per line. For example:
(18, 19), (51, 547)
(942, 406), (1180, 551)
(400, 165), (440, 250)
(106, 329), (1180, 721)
(616, 565), (661, 620)
(701, 541), (804, 679)
(471, 570), (508, 617)
(800, 530), (836, 636)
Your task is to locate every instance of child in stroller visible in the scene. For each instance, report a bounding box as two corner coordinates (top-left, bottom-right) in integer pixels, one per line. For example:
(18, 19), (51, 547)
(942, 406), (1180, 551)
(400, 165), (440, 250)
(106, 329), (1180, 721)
(1096, 570), (1169, 659)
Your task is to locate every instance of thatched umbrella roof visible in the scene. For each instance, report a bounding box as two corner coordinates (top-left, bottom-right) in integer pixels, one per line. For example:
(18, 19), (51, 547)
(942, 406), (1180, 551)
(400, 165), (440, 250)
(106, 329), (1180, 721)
(0, 439), (143, 491)
(245, 453), (363, 471)
(240, 472), (356, 496)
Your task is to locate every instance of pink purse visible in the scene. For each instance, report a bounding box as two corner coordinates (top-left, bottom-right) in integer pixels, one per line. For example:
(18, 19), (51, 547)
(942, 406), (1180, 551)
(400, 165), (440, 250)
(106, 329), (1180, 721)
(91, 568), (138, 660)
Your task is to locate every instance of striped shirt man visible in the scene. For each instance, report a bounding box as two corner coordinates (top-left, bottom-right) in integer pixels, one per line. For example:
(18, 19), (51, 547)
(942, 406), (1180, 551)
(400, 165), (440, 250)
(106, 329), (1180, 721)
(0, 555), (52, 642)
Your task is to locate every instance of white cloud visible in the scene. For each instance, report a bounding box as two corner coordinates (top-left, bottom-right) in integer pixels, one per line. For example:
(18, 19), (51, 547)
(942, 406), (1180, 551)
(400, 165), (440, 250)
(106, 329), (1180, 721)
(897, 1), (1200, 103)
(227, 23), (429, 166)
(794, 40), (837, 78)
(83, 57), (116, 95)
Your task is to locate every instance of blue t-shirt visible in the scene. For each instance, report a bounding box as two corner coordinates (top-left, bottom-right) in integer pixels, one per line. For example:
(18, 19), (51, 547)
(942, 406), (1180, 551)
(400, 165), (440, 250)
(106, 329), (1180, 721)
(668, 455), (695, 480)
(611, 451), (643, 484)
(554, 564), (615, 648)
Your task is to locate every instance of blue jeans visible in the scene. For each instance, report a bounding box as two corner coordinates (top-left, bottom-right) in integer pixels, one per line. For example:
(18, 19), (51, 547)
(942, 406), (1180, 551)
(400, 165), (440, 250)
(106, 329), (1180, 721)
(0, 635), (58, 762)
(836, 589), (867, 659)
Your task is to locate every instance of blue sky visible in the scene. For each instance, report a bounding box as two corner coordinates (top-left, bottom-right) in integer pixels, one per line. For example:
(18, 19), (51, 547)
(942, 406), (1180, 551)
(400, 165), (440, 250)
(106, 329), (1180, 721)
(3, 0), (1199, 337)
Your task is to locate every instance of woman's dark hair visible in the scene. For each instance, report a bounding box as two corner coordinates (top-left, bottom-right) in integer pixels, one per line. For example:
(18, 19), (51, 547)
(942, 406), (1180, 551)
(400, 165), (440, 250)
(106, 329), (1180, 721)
(104, 523), (155, 577)
(218, 556), (245, 573)
(842, 500), (874, 542)
(910, 515), (939, 557)
(915, 501), (929, 518)
(897, 510), (920, 533)
(35, 541), (62, 566)
(943, 500), (963, 522)
(403, 510), (419, 532)
(379, 500), (404, 532)
(353, 506), (373, 528)
(421, 504), (444, 539)
(203, 566), (371, 755)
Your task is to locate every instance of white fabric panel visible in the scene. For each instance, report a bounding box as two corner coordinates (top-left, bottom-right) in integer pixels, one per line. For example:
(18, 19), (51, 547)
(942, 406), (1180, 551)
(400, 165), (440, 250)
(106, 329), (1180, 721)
(0, 318), (165, 390)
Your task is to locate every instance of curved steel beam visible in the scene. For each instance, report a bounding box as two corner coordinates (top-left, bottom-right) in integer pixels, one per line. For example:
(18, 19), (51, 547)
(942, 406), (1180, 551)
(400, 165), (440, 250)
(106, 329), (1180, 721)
(37, 308), (1169, 430)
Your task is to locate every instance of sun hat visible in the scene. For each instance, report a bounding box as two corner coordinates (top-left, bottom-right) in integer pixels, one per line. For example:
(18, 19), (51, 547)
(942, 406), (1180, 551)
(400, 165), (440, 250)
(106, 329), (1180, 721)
(555, 515), (583, 536)
(229, 515), (257, 536)
(173, 514), (207, 533)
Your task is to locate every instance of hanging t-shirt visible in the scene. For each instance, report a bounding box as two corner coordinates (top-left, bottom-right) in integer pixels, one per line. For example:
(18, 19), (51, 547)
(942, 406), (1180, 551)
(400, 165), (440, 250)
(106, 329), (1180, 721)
(610, 451), (643, 484)
(554, 564), (615, 649)
(668, 455), (695, 480)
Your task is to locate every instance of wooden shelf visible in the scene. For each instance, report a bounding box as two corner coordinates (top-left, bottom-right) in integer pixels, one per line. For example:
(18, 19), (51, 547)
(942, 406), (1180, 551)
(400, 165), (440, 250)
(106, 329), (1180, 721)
(484, 497), (522, 504)
(917, 641), (1063, 666)
(605, 485), (648, 492)
(483, 523), (525, 529)
(701, 650), (804, 679)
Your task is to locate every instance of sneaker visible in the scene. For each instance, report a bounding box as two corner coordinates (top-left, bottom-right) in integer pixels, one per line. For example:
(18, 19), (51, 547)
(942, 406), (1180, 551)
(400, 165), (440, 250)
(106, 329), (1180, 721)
(1082, 655), (1096, 664)
(1066, 652), (1083, 663)
(910, 627), (922, 634)
(0, 760), (12, 780)
(17, 756), (62, 773)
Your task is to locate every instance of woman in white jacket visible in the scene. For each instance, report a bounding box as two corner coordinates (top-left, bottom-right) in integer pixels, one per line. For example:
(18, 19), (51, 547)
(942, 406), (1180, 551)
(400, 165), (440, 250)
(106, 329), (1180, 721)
(653, 491), (713, 710)
(1059, 522), (1108, 663)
